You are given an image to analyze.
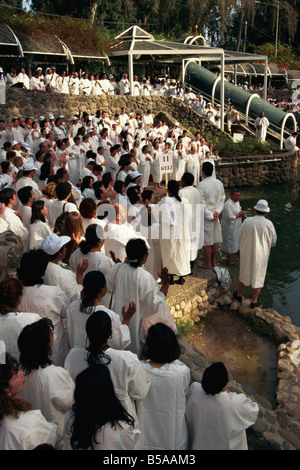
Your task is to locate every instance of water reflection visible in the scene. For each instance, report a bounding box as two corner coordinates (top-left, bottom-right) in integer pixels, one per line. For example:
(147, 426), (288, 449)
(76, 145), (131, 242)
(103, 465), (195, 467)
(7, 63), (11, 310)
(221, 166), (300, 326)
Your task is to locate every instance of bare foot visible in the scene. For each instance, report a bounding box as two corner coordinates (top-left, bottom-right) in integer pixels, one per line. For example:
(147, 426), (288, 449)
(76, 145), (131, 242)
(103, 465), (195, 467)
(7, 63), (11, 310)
(197, 263), (212, 270)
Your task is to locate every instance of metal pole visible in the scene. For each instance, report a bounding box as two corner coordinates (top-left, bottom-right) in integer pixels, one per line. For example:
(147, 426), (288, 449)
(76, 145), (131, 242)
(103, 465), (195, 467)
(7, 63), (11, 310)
(275, 2), (279, 60)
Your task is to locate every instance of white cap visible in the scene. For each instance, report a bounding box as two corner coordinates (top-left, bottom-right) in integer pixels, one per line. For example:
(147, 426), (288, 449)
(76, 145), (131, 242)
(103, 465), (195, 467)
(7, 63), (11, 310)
(59, 115), (65, 119)
(23, 162), (39, 171)
(86, 158), (95, 164)
(0, 67), (3, 73)
(109, 74), (114, 79)
(130, 170), (141, 179)
(174, 122), (179, 126)
(21, 143), (31, 150)
(48, 113), (54, 120)
(87, 128), (94, 133)
(39, 116), (45, 121)
(36, 67), (42, 71)
(254, 199), (270, 213)
(12, 140), (21, 147)
(42, 233), (70, 255)
(72, 116), (79, 120)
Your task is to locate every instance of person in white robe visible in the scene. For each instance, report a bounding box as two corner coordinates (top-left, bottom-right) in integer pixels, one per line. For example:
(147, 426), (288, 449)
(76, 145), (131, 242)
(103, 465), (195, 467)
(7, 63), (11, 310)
(225, 105), (239, 134)
(0, 67), (6, 104)
(234, 199), (277, 308)
(0, 353), (58, 450)
(18, 318), (74, 448)
(138, 144), (153, 190)
(65, 270), (132, 350)
(221, 189), (245, 265)
(136, 323), (190, 450)
(42, 233), (87, 302)
(196, 161), (225, 269)
(186, 145), (200, 186)
(179, 172), (204, 270)
(254, 112), (269, 142)
(285, 132), (300, 161)
(0, 188), (29, 249)
(68, 72), (80, 95)
(150, 141), (163, 189)
(172, 142), (187, 181)
(106, 238), (173, 357)
(185, 362), (259, 450)
(159, 181), (191, 284)
(64, 310), (150, 448)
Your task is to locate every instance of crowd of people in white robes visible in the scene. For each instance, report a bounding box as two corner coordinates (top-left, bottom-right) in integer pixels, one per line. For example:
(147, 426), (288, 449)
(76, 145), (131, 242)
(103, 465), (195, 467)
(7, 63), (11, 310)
(0, 99), (274, 451)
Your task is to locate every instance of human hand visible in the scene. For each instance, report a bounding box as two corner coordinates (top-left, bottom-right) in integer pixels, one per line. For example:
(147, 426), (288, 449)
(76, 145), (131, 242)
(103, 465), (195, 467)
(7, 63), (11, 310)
(122, 302), (136, 324)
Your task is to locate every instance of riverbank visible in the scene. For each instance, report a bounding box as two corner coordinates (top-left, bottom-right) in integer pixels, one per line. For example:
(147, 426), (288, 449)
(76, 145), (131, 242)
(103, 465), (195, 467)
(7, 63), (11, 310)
(166, 265), (300, 450)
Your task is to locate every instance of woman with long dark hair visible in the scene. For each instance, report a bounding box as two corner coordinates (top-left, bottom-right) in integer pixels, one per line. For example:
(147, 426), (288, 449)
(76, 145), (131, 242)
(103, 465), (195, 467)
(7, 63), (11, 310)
(64, 364), (141, 450)
(66, 270), (135, 350)
(29, 200), (52, 250)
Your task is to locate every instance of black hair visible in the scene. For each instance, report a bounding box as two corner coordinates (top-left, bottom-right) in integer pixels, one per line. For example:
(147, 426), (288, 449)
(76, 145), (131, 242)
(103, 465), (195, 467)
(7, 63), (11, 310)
(30, 200), (46, 224)
(114, 180), (125, 195)
(80, 224), (102, 255)
(70, 365), (135, 450)
(125, 238), (148, 268)
(126, 185), (140, 205)
(17, 249), (49, 286)
(85, 311), (112, 366)
(201, 362), (229, 395)
(55, 181), (72, 200)
(0, 187), (15, 206)
(0, 161), (10, 174)
(181, 172), (194, 187)
(80, 271), (106, 313)
(39, 161), (52, 181)
(144, 323), (180, 364)
(167, 180), (181, 202)
(80, 175), (94, 193)
(202, 161), (213, 177)
(18, 318), (54, 375)
(141, 189), (153, 203)
(17, 186), (33, 205)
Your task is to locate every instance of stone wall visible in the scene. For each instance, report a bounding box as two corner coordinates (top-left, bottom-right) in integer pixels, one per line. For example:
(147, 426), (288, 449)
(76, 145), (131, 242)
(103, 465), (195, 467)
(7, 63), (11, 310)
(171, 273), (300, 450)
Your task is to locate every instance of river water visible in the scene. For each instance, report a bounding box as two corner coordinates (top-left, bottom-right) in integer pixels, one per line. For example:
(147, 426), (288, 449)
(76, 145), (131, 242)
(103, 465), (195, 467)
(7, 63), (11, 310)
(220, 165), (300, 326)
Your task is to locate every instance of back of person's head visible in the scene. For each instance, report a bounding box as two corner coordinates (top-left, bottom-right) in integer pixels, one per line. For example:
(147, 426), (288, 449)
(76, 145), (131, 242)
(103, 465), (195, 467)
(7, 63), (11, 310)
(144, 323), (180, 364)
(181, 172), (194, 187)
(167, 180), (181, 201)
(81, 271), (106, 311)
(101, 172), (112, 189)
(55, 181), (72, 201)
(80, 224), (102, 255)
(0, 278), (23, 314)
(53, 212), (67, 235)
(18, 318), (53, 375)
(201, 362), (229, 395)
(17, 186), (33, 205)
(79, 198), (96, 219)
(141, 189), (153, 204)
(202, 161), (213, 177)
(1, 161), (10, 174)
(85, 311), (112, 366)
(70, 364), (134, 450)
(17, 249), (49, 286)
(125, 238), (148, 268)
(30, 200), (46, 224)
(126, 185), (140, 205)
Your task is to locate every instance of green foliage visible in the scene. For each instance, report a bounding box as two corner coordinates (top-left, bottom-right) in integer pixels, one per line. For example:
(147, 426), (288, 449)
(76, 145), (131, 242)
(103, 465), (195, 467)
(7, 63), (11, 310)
(175, 318), (194, 337)
(215, 136), (279, 157)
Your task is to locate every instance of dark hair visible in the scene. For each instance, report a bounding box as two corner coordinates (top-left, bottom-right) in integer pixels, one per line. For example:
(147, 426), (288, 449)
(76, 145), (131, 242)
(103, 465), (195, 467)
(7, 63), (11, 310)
(0, 354), (32, 421)
(30, 200), (46, 224)
(202, 161), (213, 177)
(80, 224), (102, 255)
(53, 212), (67, 235)
(181, 172), (194, 187)
(0, 187), (15, 206)
(70, 365), (134, 450)
(167, 180), (181, 201)
(201, 362), (229, 395)
(141, 189), (153, 203)
(80, 271), (106, 313)
(55, 181), (72, 200)
(17, 186), (33, 205)
(0, 161), (10, 174)
(39, 161), (52, 181)
(126, 185), (140, 205)
(125, 238), (148, 268)
(101, 172), (112, 189)
(0, 278), (23, 314)
(144, 323), (180, 363)
(85, 311), (112, 366)
(114, 180), (125, 195)
(18, 318), (54, 375)
(81, 175), (94, 193)
(79, 198), (97, 219)
(17, 249), (49, 286)
(230, 188), (240, 196)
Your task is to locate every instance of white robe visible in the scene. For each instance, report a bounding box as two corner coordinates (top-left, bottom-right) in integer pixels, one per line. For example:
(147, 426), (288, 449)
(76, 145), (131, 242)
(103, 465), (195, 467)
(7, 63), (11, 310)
(43, 262), (82, 303)
(172, 150), (187, 181)
(136, 360), (190, 450)
(0, 312), (40, 361)
(19, 284), (71, 367)
(20, 365), (74, 447)
(2, 207), (29, 248)
(159, 196), (191, 276)
(186, 151), (200, 185)
(254, 116), (269, 142)
(238, 215), (277, 288)
(138, 152), (153, 188)
(179, 185), (204, 261)
(29, 220), (53, 250)
(63, 414), (141, 450)
(64, 346), (150, 442)
(49, 200), (79, 227)
(0, 410), (58, 450)
(221, 198), (243, 254)
(69, 248), (114, 278)
(150, 149), (162, 183)
(66, 301), (131, 350)
(197, 176), (225, 246)
(106, 263), (167, 356)
(185, 382), (259, 450)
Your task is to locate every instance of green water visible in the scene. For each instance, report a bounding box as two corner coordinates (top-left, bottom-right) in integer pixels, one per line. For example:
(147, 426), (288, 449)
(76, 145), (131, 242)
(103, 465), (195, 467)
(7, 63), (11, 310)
(219, 166), (300, 326)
